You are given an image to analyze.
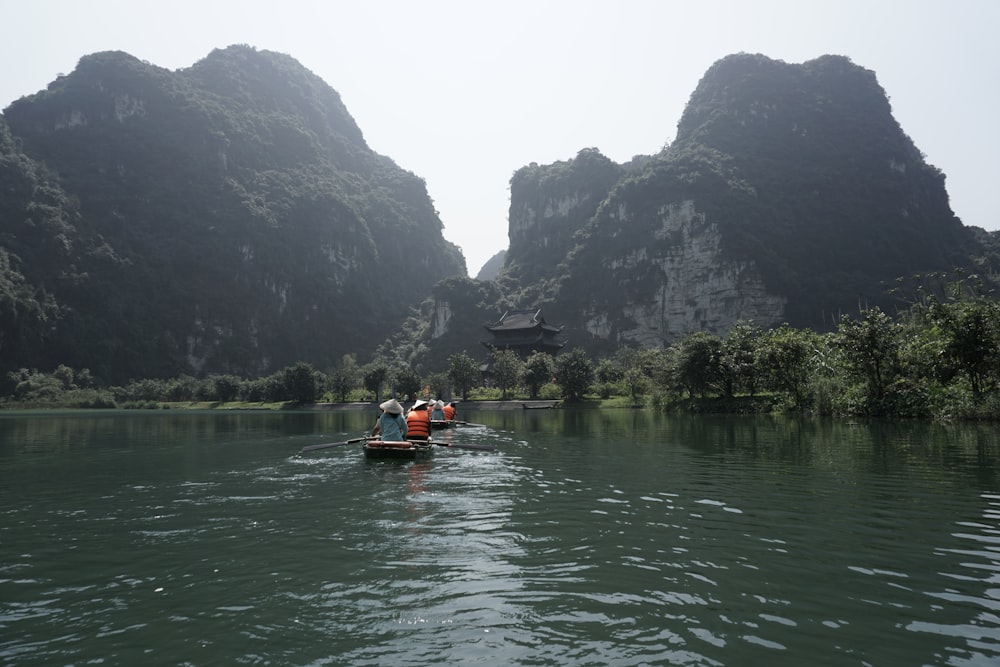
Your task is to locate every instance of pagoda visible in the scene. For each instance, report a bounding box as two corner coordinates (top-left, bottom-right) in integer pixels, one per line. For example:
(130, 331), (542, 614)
(482, 309), (565, 358)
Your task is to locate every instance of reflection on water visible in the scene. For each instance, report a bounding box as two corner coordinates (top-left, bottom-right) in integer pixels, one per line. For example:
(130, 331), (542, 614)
(1, 409), (999, 665)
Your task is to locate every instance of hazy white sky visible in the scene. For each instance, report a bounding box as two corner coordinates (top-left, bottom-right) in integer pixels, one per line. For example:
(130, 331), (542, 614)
(3, 0), (997, 275)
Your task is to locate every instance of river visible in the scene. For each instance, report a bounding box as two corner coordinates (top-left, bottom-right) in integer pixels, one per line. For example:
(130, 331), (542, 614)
(2, 408), (999, 665)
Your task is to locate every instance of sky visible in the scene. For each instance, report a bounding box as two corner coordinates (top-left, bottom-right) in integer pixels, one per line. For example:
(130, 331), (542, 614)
(2, 1), (998, 276)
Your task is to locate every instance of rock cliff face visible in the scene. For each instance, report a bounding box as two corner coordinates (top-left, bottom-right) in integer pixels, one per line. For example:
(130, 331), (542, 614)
(504, 148), (623, 286)
(497, 53), (983, 353)
(580, 200), (785, 346)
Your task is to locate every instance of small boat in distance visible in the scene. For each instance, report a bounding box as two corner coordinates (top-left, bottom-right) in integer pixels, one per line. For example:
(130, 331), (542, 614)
(522, 400), (560, 410)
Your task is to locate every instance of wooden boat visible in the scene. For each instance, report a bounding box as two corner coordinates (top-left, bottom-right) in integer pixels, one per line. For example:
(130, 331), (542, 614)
(430, 419), (456, 430)
(363, 439), (433, 460)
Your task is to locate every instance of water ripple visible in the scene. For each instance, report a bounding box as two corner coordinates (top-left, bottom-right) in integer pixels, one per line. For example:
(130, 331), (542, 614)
(4, 412), (1000, 665)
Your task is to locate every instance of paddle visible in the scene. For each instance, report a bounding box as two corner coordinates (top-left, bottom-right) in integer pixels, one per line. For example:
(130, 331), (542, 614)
(427, 440), (497, 452)
(451, 420), (488, 427)
(298, 436), (368, 454)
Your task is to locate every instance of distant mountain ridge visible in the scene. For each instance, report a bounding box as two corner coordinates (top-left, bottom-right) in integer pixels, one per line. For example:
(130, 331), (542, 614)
(0, 45), (465, 382)
(474, 250), (506, 281)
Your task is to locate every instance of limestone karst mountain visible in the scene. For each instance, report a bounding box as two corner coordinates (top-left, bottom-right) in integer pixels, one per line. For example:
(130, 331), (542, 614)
(480, 54), (989, 359)
(1, 45), (465, 382)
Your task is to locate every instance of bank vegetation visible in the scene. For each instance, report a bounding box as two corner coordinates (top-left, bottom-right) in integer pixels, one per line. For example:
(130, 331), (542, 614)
(3, 282), (998, 421)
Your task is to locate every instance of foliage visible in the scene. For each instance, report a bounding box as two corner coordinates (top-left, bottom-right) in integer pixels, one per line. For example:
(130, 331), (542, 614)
(211, 375), (242, 403)
(755, 325), (824, 410)
(554, 347), (594, 401)
(613, 347), (658, 403)
(328, 354), (360, 402)
(835, 308), (903, 415)
(0, 46), (464, 384)
(425, 372), (450, 401)
(675, 332), (724, 398)
(447, 351), (479, 401)
(492, 350), (524, 400)
(362, 361), (389, 403)
(523, 352), (556, 399)
(926, 292), (1000, 397)
(504, 148), (623, 287)
(4, 54), (1000, 420)
(394, 366), (423, 401)
(720, 321), (764, 397)
(5, 287), (1000, 423)
(282, 362), (318, 404)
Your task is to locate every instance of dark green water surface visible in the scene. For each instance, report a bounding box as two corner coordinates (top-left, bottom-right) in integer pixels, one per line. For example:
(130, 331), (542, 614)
(2, 408), (999, 666)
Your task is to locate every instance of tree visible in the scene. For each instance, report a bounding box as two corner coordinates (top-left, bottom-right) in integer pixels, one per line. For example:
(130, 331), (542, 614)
(327, 354), (359, 402)
(523, 352), (555, 399)
(447, 351), (479, 400)
(258, 373), (288, 402)
(492, 349), (524, 400)
(554, 347), (594, 401)
(362, 360), (389, 403)
(53, 365), (75, 390)
(283, 362), (318, 404)
(594, 358), (621, 398)
(721, 320), (763, 397)
(211, 374), (242, 402)
(756, 325), (821, 410)
(614, 347), (654, 403)
(426, 371), (450, 400)
(835, 308), (902, 412)
(929, 295), (1000, 397)
(394, 366), (422, 401)
(676, 332), (723, 398)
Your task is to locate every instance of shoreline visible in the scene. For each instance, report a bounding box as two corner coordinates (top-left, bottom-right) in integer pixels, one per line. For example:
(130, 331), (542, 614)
(305, 400), (561, 411)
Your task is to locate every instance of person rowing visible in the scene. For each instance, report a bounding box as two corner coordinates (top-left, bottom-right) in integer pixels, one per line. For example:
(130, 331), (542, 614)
(370, 398), (407, 442)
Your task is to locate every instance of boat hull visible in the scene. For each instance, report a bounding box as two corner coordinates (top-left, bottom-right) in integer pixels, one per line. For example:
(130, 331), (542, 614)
(363, 440), (432, 460)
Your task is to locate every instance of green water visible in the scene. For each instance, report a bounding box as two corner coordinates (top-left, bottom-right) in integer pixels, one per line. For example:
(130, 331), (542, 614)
(2, 408), (999, 666)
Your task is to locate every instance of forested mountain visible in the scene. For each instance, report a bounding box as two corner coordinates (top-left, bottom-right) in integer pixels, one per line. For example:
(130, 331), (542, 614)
(468, 54), (994, 358)
(2, 49), (996, 384)
(0, 45), (464, 382)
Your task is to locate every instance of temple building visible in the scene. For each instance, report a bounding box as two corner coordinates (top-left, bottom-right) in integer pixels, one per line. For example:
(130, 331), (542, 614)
(482, 309), (565, 359)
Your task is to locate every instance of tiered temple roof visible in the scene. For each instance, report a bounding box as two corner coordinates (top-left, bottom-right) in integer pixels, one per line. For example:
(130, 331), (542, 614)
(482, 309), (565, 357)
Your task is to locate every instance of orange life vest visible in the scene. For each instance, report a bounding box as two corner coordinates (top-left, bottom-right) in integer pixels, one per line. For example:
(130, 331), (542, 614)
(443, 405), (456, 420)
(405, 409), (431, 440)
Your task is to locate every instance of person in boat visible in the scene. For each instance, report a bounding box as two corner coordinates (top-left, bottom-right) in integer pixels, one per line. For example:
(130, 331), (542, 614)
(405, 399), (432, 441)
(431, 400), (446, 421)
(443, 402), (456, 421)
(370, 398), (408, 442)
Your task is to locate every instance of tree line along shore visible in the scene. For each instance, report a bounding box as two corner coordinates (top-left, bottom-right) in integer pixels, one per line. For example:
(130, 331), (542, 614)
(3, 289), (999, 421)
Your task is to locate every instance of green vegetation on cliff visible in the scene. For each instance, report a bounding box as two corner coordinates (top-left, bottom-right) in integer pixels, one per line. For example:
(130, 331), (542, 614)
(0, 46), (465, 383)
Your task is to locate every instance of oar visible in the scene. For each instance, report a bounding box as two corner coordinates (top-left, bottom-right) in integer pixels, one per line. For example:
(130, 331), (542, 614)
(428, 440), (497, 452)
(451, 420), (488, 427)
(298, 437), (368, 454)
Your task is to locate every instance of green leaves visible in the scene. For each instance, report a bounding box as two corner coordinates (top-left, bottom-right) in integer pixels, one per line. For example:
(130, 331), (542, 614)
(553, 347), (594, 402)
(491, 350), (524, 400)
(447, 352), (479, 401)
